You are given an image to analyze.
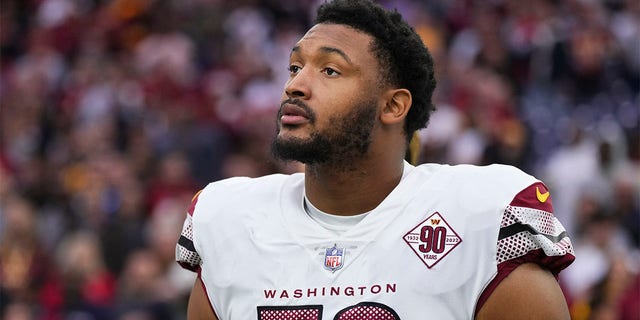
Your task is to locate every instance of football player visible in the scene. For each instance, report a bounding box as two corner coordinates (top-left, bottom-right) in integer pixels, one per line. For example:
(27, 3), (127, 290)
(177, 0), (575, 319)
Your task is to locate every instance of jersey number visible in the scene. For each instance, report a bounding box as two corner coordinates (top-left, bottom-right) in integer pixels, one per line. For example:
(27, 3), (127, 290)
(257, 302), (400, 320)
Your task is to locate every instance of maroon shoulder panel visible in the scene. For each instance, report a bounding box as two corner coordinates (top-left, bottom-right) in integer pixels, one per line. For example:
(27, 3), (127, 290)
(188, 190), (203, 216)
(509, 182), (553, 212)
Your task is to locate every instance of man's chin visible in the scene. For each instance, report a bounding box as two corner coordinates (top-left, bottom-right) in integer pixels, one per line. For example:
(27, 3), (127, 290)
(271, 137), (329, 164)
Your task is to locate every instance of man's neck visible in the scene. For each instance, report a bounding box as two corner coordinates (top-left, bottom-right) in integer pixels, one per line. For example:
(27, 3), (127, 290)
(304, 157), (405, 216)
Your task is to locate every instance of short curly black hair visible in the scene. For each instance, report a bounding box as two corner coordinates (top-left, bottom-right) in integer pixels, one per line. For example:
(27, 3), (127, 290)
(315, 0), (437, 139)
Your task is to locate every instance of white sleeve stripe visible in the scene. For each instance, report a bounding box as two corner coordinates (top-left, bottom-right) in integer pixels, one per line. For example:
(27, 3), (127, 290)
(176, 213), (202, 269)
(502, 205), (566, 236)
(496, 205), (574, 264)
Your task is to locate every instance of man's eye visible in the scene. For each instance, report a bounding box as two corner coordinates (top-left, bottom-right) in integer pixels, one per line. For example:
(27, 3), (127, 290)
(288, 65), (301, 73)
(323, 68), (340, 76)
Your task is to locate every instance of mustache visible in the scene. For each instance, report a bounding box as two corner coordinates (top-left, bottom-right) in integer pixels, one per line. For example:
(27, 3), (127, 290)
(278, 98), (315, 122)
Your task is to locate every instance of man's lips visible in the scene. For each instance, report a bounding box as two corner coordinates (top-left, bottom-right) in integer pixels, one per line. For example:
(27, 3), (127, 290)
(280, 103), (311, 125)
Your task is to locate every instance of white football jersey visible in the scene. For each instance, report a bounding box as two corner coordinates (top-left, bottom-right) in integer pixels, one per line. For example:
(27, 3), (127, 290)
(176, 162), (574, 319)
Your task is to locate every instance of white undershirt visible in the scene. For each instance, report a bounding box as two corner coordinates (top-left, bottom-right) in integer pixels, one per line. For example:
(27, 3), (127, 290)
(303, 196), (370, 234)
(303, 164), (411, 234)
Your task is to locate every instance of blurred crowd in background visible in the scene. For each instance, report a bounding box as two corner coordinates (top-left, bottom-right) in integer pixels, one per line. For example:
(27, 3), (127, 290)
(0, 0), (638, 319)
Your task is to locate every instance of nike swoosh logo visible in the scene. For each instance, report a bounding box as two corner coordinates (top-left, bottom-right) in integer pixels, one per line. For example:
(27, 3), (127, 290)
(536, 187), (550, 203)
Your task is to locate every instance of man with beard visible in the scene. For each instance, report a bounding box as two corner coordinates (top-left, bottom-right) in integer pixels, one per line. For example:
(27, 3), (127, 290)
(176, 0), (575, 319)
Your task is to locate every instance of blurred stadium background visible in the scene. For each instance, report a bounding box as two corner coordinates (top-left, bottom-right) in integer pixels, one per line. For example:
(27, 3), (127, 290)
(0, 0), (638, 319)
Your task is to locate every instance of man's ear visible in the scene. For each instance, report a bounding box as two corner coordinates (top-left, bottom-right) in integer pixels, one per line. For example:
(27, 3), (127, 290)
(380, 89), (412, 125)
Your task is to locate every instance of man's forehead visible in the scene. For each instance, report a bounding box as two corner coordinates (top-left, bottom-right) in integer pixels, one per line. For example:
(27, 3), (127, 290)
(293, 23), (373, 54)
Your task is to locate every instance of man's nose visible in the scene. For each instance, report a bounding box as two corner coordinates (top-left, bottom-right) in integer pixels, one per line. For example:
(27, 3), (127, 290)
(284, 68), (311, 99)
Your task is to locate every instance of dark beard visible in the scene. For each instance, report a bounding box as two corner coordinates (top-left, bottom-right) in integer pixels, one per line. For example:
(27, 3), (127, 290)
(271, 99), (377, 166)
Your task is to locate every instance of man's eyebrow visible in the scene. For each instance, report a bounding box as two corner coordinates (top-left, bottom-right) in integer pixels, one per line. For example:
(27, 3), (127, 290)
(290, 45), (300, 58)
(319, 46), (353, 65)
(290, 45), (353, 65)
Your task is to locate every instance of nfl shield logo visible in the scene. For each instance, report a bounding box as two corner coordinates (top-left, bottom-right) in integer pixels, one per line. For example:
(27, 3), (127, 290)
(324, 244), (345, 272)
